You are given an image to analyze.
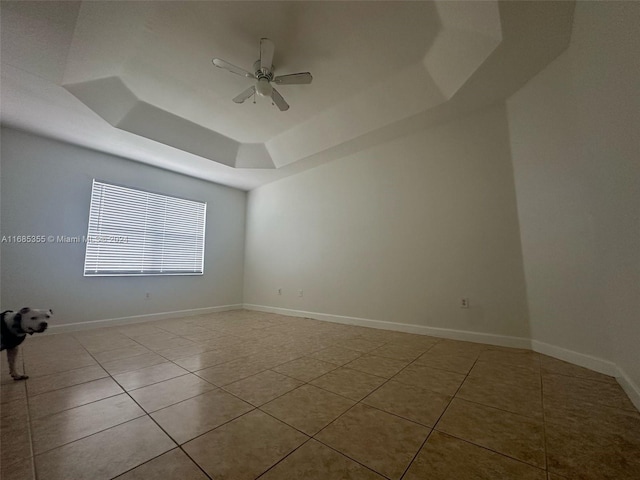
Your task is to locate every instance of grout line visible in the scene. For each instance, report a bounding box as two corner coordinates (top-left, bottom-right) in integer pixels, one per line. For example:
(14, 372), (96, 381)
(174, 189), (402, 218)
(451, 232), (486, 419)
(252, 438), (314, 479)
(21, 354), (39, 480)
(426, 353), (549, 473)
(540, 354), (550, 474)
(398, 350), (480, 479)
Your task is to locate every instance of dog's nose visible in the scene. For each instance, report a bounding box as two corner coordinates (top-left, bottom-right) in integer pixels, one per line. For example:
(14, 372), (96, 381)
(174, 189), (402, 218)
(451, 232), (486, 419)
(39, 322), (48, 329)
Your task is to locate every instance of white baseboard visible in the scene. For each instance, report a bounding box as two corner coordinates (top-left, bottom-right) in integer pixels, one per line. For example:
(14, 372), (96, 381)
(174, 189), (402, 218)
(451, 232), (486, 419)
(243, 304), (532, 350)
(531, 340), (640, 409)
(46, 304), (244, 334)
(615, 366), (640, 411)
(531, 340), (619, 376)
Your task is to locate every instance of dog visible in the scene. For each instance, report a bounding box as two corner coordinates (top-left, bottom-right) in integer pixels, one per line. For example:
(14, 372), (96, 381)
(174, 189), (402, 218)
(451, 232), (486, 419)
(1, 308), (51, 380)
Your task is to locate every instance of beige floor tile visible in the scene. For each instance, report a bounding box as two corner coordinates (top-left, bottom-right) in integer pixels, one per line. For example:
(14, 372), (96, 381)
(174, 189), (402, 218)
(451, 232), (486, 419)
(0, 398), (28, 430)
(334, 338), (386, 353)
(261, 384), (355, 435)
(469, 360), (541, 384)
(310, 367), (386, 401)
(115, 324), (166, 338)
(80, 337), (140, 354)
(544, 394), (640, 435)
(194, 358), (269, 386)
(183, 409), (307, 480)
(0, 457), (35, 480)
(414, 351), (477, 374)
(23, 354), (97, 378)
(344, 354), (409, 378)
(35, 416), (175, 480)
(436, 398), (546, 468)
(92, 344), (151, 364)
(100, 352), (168, 376)
(113, 362), (188, 391)
(456, 375), (543, 419)
(151, 389), (254, 444)
(223, 370), (303, 406)
(1, 381), (26, 404)
(173, 350), (244, 372)
(307, 346), (363, 365)
(316, 403), (429, 480)
(427, 340), (486, 357)
(25, 365), (108, 397)
(403, 431), (546, 480)
(129, 374), (215, 413)
(157, 325), (213, 338)
(155, 344), (214, 361)
(540, 355), (617, 383)
(115, 448), (209, 480)
(258, 439), (385, 480)
(127, 331), (177, 345)
(543, 373), (636, 411)
(273, 357), (336, 382)
(1, 419), (31, 466)
(363, 379), (451, 427)
(393, 363), (465, 395)
(31, 393), (145, 454)
(137, 336), (197, 352)
(198, 334), (246, 348)
(478, 349), (541, 370)
(546, 417), (640, 480)
(29, 377), (123, 419)
(370, 343), (428, 362)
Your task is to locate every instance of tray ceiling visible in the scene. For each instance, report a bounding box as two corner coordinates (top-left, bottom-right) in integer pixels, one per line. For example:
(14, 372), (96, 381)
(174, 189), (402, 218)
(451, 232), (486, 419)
(1, 1), (575, 190)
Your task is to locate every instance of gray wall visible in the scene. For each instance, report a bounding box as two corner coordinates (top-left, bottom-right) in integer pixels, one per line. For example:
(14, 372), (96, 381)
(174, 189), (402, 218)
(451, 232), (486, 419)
(244, 104), (531, 340)
(1, 128), (247, 325)
(508, 2), (639, 389)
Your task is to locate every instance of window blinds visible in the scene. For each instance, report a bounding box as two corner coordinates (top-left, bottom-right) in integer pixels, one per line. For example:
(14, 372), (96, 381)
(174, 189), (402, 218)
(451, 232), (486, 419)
(84, 180), (206, 276)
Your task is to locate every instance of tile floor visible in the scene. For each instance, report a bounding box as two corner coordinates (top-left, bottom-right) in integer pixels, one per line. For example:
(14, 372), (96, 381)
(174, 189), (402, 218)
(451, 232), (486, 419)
(1, 310), (639, 480)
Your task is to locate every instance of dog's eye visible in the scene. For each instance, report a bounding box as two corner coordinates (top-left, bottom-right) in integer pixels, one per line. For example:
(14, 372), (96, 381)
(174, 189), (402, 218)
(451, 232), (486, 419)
(31, 317), (37, 320)
(46, 315), (51, 319)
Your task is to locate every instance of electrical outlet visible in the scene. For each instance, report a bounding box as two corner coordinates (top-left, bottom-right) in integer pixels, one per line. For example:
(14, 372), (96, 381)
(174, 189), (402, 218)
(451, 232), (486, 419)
(460, 297), (469, 309)
(298, 289), (303, 297)
(277, 288), (282, 295)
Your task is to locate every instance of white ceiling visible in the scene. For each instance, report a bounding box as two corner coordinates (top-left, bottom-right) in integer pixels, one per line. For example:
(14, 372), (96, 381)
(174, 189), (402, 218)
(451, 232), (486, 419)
(1, 1), (575, 190)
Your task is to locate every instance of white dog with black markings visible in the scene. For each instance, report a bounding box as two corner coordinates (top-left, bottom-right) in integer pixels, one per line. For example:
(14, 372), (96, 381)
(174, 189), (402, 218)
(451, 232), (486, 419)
(1, 308), (51, 380)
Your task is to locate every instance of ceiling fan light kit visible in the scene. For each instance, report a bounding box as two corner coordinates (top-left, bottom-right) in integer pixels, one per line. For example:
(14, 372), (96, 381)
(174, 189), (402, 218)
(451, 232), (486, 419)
(212, 38), (312, 112)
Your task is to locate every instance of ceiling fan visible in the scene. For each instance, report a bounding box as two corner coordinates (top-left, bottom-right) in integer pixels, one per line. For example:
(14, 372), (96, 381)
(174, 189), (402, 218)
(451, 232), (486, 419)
(212, 38), (312, 111)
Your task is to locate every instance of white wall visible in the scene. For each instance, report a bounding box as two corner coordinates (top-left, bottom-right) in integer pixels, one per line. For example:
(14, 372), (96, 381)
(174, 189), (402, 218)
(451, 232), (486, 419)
(507, 2), (639, 388)
(244, 104), (531, 341)
(1, 128), (246, 325)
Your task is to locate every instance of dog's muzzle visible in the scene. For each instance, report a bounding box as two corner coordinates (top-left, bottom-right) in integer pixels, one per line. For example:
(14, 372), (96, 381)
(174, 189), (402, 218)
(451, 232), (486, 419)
(29, 322), (48, 335)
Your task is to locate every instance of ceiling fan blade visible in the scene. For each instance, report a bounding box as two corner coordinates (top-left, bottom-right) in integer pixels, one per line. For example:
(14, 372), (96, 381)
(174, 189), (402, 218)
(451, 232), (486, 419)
(232, 86), (256, 104)
(271, 88), (289, 111)
(274, 72), (313, 85)
(260, 38), (275, 71)
(212, 58), (255, 78)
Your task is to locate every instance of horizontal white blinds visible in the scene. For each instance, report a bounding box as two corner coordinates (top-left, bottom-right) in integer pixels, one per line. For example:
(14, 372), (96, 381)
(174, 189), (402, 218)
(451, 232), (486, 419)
(84, 180), (206, 276)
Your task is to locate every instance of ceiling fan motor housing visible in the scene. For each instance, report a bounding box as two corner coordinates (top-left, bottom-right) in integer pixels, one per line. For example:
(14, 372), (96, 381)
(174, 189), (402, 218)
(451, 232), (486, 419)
(253, 60), (274, 81)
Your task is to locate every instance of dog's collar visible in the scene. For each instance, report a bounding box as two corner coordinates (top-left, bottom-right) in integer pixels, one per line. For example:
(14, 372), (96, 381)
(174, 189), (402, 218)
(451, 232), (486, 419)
(12, 313), (27, 335)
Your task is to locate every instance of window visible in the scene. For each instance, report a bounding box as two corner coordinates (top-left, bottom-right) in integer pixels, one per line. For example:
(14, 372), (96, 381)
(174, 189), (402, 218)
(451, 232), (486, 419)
(84, 180), (206, 276)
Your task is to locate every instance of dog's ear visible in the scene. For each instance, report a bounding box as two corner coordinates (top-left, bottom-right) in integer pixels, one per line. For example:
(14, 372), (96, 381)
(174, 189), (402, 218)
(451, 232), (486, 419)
(19, 307), (31, 314)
